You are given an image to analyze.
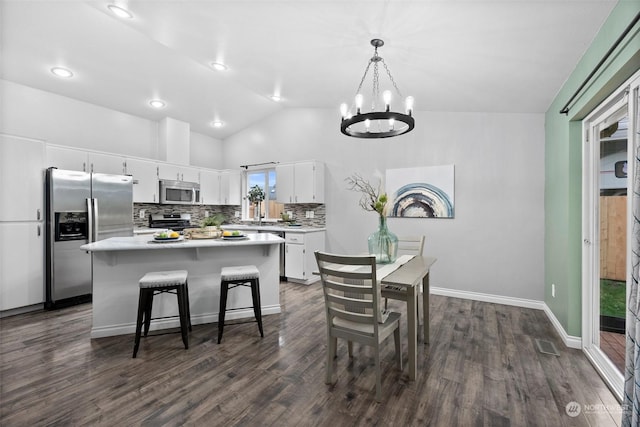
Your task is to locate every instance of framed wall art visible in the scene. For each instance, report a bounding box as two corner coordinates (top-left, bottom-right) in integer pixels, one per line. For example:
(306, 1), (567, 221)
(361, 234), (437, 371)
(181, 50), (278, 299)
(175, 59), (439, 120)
(385, 165), (455, 218)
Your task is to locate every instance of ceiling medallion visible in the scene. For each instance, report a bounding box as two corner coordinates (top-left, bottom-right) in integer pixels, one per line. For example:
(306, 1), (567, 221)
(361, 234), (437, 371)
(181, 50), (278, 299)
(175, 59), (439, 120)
(340, 39), (414, 139)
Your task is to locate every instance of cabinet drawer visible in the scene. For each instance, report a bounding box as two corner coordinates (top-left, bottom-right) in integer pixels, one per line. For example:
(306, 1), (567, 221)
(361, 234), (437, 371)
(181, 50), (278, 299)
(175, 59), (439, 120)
(285, 233), (305, 244)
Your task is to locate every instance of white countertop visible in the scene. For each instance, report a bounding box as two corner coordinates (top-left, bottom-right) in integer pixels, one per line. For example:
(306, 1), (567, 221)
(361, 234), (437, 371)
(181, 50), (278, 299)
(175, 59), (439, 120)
(222, 224), (326, 233)
(81, 233), (284, 252)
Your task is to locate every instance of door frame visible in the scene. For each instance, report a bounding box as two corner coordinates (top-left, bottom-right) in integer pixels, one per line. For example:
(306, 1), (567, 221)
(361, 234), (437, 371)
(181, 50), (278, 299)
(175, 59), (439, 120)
(581, 70), (640, 402)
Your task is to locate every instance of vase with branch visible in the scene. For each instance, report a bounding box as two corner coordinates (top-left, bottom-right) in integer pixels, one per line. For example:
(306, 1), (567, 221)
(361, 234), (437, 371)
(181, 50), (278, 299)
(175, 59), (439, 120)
(346, 173), (398, 264)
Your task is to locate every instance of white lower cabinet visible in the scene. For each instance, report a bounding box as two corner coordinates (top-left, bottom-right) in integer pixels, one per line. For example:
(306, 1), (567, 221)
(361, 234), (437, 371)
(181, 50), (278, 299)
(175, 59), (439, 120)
(0, 222), (44, 310)
(284, 231), (325, 285)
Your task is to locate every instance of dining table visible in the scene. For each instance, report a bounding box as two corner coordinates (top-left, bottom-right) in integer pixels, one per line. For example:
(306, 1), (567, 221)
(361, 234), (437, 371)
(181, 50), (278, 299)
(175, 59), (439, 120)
(315, 254), (437, 381)
(380, 255), (437, 381)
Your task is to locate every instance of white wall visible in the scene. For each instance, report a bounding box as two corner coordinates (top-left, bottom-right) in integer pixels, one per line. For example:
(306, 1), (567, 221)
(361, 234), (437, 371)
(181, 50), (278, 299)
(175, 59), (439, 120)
(224, 108), (545, 300)
(0, 80), (222, 167)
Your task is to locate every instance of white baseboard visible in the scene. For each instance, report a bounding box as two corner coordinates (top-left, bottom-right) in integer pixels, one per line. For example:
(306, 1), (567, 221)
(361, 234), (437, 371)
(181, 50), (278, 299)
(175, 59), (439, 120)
(430, 286), (582, 349)
(542, 304), (582, 349)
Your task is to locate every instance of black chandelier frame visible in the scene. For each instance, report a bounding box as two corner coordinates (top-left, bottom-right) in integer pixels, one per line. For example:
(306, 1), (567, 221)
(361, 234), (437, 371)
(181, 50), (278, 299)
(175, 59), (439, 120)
(340, 39), (414, 139)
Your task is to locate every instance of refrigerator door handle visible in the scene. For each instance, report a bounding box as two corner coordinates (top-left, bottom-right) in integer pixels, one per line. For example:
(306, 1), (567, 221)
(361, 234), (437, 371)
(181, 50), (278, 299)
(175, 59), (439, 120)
(92, 198), (99, 242)
(87, 198), (94, 244)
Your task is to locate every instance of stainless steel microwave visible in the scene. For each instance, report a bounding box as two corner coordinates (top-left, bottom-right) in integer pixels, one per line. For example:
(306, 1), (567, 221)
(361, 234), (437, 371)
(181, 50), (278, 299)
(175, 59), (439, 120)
(159, 179), (200, 205)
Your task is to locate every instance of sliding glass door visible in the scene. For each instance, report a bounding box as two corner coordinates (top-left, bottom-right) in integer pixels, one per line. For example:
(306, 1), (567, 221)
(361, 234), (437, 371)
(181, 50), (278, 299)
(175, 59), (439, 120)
(582, 71), (639, 400)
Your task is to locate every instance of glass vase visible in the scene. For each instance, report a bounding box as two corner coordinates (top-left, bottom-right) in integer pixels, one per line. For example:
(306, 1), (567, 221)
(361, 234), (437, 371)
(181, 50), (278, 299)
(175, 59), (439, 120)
(368, 215), (398, 264)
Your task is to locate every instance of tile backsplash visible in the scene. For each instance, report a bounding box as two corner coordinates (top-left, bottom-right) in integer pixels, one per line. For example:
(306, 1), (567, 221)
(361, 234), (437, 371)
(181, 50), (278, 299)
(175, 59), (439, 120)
(133, 203), (325, 228)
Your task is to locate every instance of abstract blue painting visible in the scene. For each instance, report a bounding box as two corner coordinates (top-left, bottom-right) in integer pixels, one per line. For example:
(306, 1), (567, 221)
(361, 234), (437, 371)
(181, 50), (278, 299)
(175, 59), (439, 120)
(386, 165), (455, 218)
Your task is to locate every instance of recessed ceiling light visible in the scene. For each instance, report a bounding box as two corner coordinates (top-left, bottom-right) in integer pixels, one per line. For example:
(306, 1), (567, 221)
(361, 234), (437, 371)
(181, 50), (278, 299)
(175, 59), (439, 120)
(270, 95), (282, 102)
(149, 99), (166, 109)
(210, 62), (228, 72)
(50, 67), (74, 78)
(210, 120), (224, 128)
(107, 4), (133, 19)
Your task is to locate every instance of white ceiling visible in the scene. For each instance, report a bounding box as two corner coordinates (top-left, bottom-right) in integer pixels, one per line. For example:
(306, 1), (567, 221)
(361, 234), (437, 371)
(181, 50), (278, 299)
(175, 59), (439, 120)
(1, 0), (618, 139)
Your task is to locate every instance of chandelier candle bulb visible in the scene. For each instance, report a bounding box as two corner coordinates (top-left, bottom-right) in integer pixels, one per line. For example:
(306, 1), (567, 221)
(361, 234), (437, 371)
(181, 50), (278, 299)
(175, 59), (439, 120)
(340, 103), (348, 119)
(355, 94), (364, 114)
(365, 119), (371, 131)
(383, 90), (392, 111)
(405, 96), (414, 115)
(389, 118), (395, 130)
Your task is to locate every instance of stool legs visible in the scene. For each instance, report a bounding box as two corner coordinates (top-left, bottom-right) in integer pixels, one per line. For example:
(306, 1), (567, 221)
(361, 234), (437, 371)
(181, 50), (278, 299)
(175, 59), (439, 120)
(218, 278), (263, 343)
(217, 282), (229, 344)
(177, 285), (189, 349)
(132, 285), (190, 358)
(133, 288), (146, 358)
(250, 279), (264, 338)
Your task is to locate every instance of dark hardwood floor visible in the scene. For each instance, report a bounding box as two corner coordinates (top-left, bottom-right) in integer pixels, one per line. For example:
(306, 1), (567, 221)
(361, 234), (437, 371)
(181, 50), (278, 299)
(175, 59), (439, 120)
(0, 281), (622, 426)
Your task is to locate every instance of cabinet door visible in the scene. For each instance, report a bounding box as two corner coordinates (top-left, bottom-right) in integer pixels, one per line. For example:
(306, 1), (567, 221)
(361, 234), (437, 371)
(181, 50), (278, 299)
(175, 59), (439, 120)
(181, 167), (200, 184)
(88, 152), (126, 175)
(276, 164), (295, 203)
(200, 169), (220, 205)
(220, 170), (242, 205)
(294, 162), (316, 203)
(0, 135), (44, 221)
(157, 163), (181, 181)
(45, 145), (88, 172)
(285, 243), (305, 279)
(158, 163), (199, 183)
(126, 158), (158, 203)
(0, 222), (44, 310)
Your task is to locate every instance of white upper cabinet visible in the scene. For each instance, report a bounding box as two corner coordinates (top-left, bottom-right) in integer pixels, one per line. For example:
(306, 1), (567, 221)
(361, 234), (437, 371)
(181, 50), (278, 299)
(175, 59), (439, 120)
(220, 170), (242, 205)
(0, 135), (44, 221)
(200, 169), (221, 205)
(46, 145), (88, 172)
(125, 158), (159, 203)
(158, 163), (200, 183)
(276, 161), (324, 204)
(88, 152), (126, 175)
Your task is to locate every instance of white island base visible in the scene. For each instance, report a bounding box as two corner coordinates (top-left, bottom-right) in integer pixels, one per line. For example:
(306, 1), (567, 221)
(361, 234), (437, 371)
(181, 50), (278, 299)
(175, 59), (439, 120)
(82, 234), (283, 338)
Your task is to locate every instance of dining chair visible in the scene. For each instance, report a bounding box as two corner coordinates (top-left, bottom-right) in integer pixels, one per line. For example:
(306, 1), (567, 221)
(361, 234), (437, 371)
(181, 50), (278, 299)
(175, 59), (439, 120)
(382, 235), (426, 313)
(314, 251), (402, 402)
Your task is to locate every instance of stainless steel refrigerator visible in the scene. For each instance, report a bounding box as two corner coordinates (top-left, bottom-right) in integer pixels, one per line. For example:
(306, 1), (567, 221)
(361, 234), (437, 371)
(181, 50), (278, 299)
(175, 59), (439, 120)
(45, 167), (133, 308)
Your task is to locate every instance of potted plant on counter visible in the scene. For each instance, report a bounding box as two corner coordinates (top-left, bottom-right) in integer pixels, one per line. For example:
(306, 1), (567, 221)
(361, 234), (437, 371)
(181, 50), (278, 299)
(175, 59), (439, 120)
(188, 213), (225, 239)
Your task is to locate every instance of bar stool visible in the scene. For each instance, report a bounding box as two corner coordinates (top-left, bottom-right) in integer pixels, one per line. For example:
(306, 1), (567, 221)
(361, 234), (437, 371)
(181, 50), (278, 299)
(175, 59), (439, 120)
(132, 270), (191, 358)
(218, 265), (264, 343)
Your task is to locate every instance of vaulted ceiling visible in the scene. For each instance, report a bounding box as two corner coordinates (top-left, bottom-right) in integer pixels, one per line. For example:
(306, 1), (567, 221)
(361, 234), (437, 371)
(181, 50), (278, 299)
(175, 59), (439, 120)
(1, 0), (618, 139)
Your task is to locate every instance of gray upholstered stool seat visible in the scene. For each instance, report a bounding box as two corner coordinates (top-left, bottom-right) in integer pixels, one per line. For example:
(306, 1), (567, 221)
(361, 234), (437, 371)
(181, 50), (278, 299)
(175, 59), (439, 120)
(218, 265), (263, 343)
(139, 270), (188, 287)
(133, 270), (191, 358)
(221, 265), (260, 281)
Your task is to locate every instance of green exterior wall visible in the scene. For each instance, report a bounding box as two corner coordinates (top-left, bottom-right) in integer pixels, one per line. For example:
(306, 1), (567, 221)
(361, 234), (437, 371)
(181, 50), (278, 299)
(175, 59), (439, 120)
(545, 0), (640, 337)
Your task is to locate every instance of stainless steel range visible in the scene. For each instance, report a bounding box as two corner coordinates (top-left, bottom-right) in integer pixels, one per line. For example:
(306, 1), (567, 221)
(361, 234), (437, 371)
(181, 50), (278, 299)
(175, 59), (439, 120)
(148, 213), (192, 231)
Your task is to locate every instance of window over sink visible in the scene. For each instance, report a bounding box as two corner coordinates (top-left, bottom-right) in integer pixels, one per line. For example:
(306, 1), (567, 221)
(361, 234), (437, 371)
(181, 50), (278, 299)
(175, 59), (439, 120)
(244, 168), (284, 220)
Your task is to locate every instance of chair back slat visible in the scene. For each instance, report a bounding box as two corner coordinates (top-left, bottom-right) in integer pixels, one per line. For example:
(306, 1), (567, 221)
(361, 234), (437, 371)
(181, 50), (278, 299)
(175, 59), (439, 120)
(315, 251), (387, 326)
(396, 235), (425, 256)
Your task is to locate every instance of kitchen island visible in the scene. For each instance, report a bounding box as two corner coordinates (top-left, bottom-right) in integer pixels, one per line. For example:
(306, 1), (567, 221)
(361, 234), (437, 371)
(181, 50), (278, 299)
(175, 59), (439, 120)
(81, 233), (284, 338)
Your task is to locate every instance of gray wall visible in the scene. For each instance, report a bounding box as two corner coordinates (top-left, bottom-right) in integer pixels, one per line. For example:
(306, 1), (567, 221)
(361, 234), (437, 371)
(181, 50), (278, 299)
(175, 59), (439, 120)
(224, 108), (545, 300)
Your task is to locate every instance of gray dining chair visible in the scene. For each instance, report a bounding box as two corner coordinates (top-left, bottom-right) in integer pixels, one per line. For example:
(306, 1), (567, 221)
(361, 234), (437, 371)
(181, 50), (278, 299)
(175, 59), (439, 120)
(314, 251), (402, 402)
(382, 235), (426, 315)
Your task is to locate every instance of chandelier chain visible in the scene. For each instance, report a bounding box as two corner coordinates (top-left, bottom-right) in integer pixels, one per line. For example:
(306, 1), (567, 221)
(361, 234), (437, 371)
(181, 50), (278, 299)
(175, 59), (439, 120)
(372, 61), (380, 111)
(355, 61), (373, 98)
(381, 59), (403, 98)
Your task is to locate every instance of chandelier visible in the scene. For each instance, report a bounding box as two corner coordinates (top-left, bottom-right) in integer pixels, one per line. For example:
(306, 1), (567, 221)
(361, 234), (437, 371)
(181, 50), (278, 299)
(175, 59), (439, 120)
(340, 39), (414, 139)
